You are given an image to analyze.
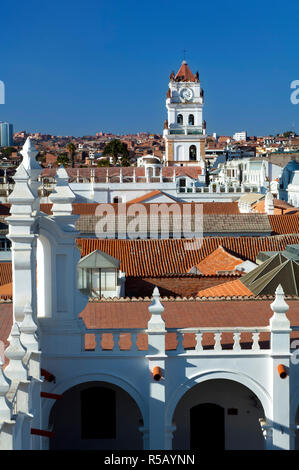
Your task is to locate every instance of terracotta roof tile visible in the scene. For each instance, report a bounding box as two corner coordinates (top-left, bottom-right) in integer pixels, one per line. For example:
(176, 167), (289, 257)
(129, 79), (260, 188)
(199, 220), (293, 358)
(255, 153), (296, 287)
(175, 61), (196, 82)
(0, 263), (12, 287)
(0, 283), (12, 300)
(269, 215), (299, 234)
(197, 279), (253, 298)
(38, 201), (240, 216)
(193, 246), (244, 274)
(41, 166), (202, 180)
(79, 235), (299, 277)
(79, 298), (299, 350)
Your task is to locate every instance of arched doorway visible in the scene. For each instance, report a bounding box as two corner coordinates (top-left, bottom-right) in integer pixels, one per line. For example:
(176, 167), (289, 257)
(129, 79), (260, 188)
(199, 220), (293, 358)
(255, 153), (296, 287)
(294, 406), (299, 449)
(49, 381), (143, 450)
(172, 379), (265, 450)
(190, 403), (224, 451)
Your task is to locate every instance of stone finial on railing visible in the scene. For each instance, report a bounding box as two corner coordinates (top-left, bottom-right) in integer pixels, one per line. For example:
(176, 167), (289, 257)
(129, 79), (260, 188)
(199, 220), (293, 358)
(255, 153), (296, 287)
(147, 287), (165, 332)
(4, 323), (27, 382)
(49, 166), (76, 217)
(8, 165), (35, 217)
(270, 285), (291, 355)
(20, 303), (38, 353)
(20, 137), (41, 175)
(0, 355), (11, 420)
(147, 289), (166, 356)
(20, 137), (42, 212)
(270, 285), (290, 329)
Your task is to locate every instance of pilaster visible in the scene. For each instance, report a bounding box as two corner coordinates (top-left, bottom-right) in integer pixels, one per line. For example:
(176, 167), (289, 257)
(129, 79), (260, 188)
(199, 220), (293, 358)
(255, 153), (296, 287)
(146, 287), (167, 450)
(270, 285), (291, 450)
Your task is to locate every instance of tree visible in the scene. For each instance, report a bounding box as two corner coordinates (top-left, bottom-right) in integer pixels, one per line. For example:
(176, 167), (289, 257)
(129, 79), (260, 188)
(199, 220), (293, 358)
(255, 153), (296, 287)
(57, 153), (70, 167)
(0, 146), (17, 157)
(97, 158), (110, 167)
(282, 131), (294, 138)
(102, 139), (129, 166)
(67, 142), (76, 168)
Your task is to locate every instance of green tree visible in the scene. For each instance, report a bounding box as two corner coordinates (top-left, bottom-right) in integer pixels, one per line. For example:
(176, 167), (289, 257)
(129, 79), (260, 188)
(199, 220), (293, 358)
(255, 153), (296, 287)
(120, 154), (131, 167)
(57, 153), (70, 167)
(0, 146), (17, 157)
(67, 142), (76, 168)
(102, 139), (129, 166)
(97, 158), (110, 167)
(282, 131), (293, 138)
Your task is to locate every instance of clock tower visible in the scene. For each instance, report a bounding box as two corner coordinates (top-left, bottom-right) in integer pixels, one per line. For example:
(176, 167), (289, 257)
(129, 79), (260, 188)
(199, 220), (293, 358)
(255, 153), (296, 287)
(163, 61), (206, 167)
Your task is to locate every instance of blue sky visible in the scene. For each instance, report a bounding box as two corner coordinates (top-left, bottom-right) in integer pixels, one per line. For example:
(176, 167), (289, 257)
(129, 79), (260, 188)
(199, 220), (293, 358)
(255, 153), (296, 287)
(0, 0), (298, 137)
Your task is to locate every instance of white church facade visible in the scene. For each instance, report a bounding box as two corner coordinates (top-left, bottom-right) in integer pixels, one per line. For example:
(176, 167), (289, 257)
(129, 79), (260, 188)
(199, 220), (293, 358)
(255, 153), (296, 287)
(0, 139), (299, 450)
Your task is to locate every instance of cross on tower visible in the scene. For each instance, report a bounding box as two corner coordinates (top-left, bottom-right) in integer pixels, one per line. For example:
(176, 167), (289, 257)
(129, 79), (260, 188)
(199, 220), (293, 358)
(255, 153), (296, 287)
(182, 49), (187, 61)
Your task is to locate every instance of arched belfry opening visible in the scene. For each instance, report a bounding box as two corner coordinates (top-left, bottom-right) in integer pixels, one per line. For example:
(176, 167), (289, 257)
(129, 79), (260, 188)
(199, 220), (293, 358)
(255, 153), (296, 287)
(188, 114), (194, 126)
(177, 114), (183, 125)
(49, 381), (144, 450)
(172, 379), (265, 450)
(189, 145), (197, 161)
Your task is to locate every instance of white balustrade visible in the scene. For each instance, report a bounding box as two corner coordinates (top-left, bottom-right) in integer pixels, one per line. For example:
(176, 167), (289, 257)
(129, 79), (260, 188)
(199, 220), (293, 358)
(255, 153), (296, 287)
(81, 326), (270, 355)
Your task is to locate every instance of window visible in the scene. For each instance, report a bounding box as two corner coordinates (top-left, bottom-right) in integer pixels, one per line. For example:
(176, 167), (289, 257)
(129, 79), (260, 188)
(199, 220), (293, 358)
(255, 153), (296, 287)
(113, 196), (122, 203)
(81, 387), (116, 439)
(189, 145), (197, 161)
(83, 268), (117, 296)
(188, 114), (194, 125)
(100, 268), (116, 290)
(177, 114), (183, 125)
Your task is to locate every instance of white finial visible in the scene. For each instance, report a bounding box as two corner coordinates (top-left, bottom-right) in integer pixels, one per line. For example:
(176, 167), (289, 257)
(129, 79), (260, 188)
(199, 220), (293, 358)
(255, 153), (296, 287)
(20, 137), (41, 172)
(4, 323), (27, 382)
(50, 165), (76, 217)
(7, 164), (35, 215)
(147, 287), (165, 331)
(271, 284), (289, 314)
(270, 284), (290, 331)
(265, 190), (274, 215)
(19, 303), (38, 353)
(0, 354), (11, 420)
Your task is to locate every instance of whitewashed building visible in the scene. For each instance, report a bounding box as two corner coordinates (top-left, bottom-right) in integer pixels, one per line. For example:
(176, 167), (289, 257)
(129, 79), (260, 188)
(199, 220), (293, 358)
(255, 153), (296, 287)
(0, 138), (299, 450)
(279, 160), (299, 207)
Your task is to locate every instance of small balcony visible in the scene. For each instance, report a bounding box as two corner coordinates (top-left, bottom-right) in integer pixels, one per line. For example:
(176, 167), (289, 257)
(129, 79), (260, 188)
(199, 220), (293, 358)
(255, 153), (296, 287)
(168, 126), (204, 136)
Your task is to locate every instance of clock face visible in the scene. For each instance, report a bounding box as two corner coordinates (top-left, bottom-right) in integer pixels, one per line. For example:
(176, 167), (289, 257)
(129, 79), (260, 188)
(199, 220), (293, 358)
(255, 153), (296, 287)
(180, 87), (193, 101)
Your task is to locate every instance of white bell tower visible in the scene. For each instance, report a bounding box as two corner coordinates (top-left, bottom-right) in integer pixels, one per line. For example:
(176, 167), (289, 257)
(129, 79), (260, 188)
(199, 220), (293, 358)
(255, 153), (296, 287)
(163, 61), (206, 168)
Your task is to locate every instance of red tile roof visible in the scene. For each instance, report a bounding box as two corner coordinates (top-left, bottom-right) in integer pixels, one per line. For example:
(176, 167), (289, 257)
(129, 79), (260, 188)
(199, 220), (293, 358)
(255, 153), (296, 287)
(197, 279), (253, 298)
(39, 201), (240, 216)
(0, 283), (12, 300)
(192, 246), (244, 275)
(269, 215), (299, 234)
(0, 263), (12, 287)
(41, 166), (202, 180)
(79, 235), (299, 277)
(79, 298), (299, 350)
(252, 200), (294, 215)
(128, 190), (172, 204)
(175, 61), (196, 82)
(1, 297), (299, 353)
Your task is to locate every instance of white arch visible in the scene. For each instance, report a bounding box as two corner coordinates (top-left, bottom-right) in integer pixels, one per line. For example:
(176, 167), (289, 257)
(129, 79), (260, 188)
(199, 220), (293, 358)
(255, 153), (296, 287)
(290, 391), (299, 425)
(42, 372), (148, 431)
(166, 369), (272, 427)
